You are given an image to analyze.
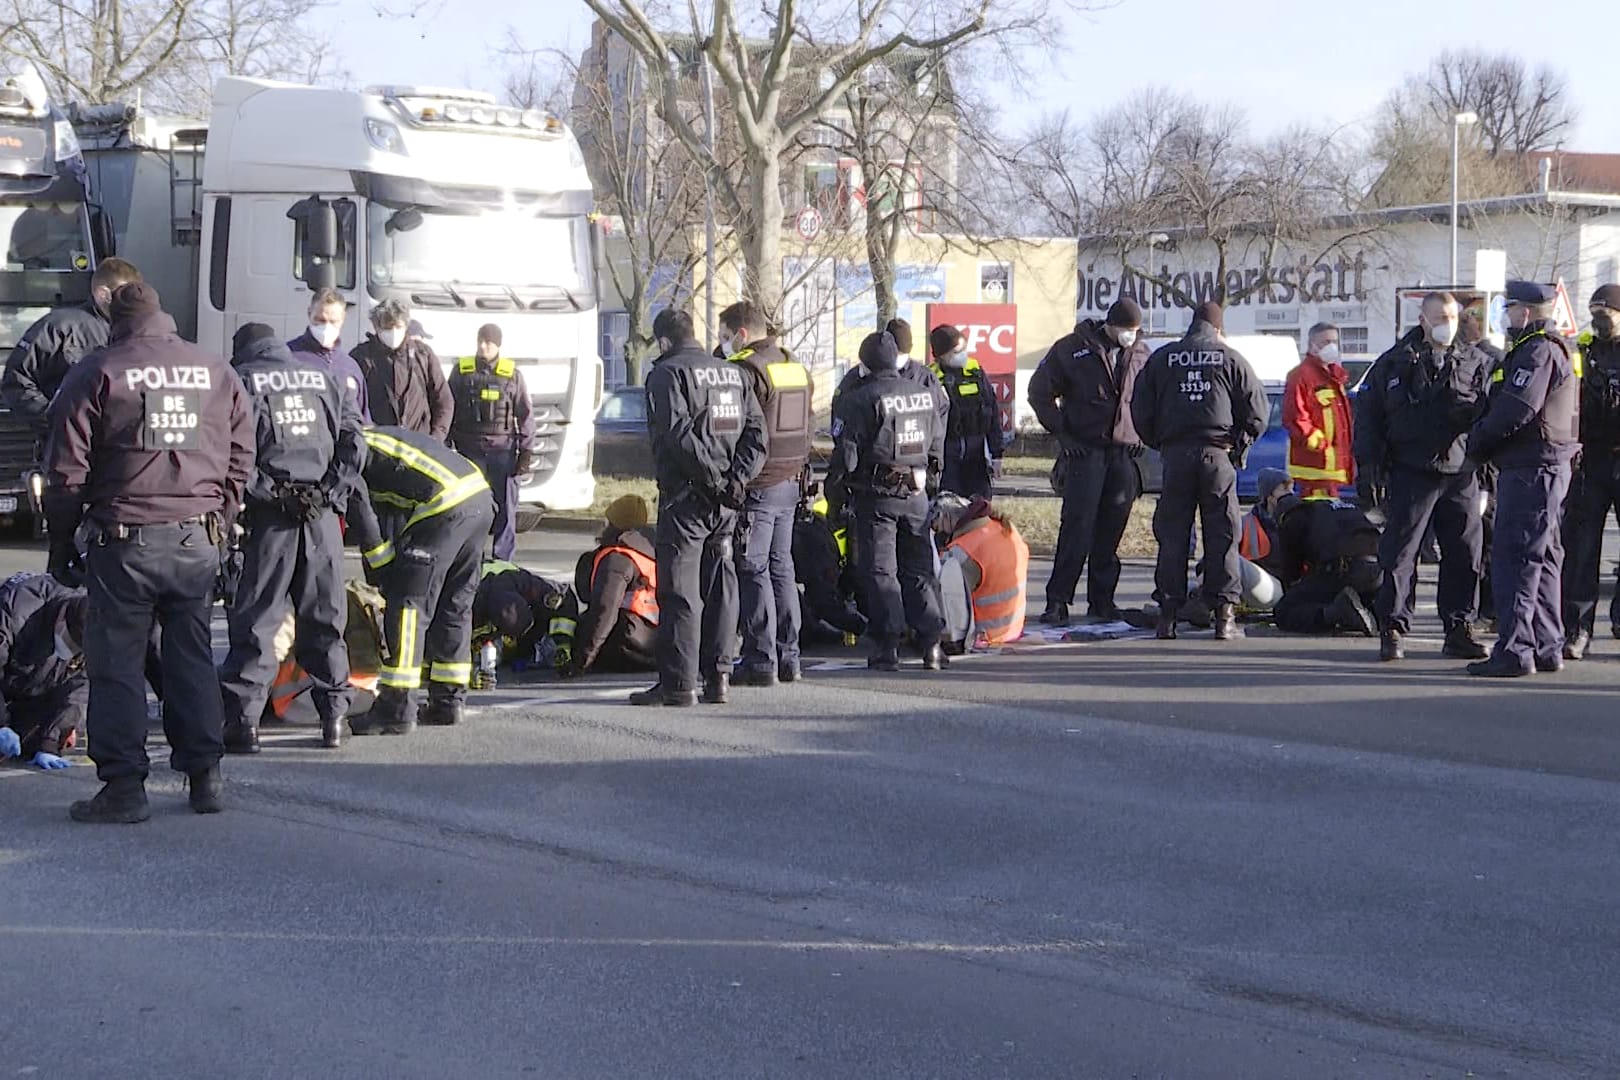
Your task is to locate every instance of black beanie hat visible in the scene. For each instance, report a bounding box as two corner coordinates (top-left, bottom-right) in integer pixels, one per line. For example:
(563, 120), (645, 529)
(1193, 301), (1224, 331)
(1591, 285), (1620, 311)
(1106, 298), (1144, 329)
(859, 331), (899, 372)
(928, 324), (963, 359)
(109, 281), (161, 323)
(232, 322), (277, 357)
(884, 318), (913, 355)
(477, 323), (503, 346)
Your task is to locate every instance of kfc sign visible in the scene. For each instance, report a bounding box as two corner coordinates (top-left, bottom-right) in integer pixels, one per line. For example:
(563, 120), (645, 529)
(927, 303), (1018, 435)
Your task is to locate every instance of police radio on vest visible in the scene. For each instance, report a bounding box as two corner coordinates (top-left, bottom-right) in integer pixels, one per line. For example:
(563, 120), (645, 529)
(125, 366), (212, 391)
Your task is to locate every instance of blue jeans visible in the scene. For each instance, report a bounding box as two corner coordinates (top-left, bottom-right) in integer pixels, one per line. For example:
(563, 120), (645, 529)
(737, 479), (802, 672)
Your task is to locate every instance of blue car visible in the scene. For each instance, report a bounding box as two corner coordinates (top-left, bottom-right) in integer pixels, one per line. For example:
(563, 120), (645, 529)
(1235, 385), (1289, 501)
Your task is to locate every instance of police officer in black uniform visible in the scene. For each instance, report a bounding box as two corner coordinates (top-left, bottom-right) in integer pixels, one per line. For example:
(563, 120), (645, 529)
(1559, 285), (1620, 659)
(346, 426), (494, 732)
(826, 330), (948, 671)
(217, 323), (365, 753)
(1465, 281), (1580, 677)
(831, 317), (951, 436)
(1132, 302), (1267, 641)
(927, 324), (1003, 500)
(1027, 298), (1151, 626)
(632, 308), (767, 707)
(1354, 290), (1490, 662)
(2, 258), (143, 433)
(448, 323), (535, 561)
(43, 282), (254, 823)
(1270, 496), (1383, 636)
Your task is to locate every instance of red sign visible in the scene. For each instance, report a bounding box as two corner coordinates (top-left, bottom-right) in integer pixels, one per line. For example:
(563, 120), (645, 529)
(926, 302), (1018, 434)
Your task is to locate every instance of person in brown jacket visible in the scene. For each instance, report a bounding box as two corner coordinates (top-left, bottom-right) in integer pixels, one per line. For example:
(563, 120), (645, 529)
(1026, 299), (1150, 626)
(349, 298), (454, 441)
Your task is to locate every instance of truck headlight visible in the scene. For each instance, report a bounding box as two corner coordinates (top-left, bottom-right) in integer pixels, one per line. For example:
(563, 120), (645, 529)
(365, 118), (406, 155)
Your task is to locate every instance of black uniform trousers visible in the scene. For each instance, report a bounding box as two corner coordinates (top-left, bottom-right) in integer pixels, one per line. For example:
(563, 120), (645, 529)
(1374, 467), (1481, 634)
(466, 448), (520, 561)
(218, 506), (349, 731)
(653, 492), (738, 691)
(1154, 445), (1240, 608)
(372, 499), (495, 723)
(1274, 574), (1376, 634)
(852, 489), (946, 647)
(941, 436), (993, 501)
(1490, 463), (1572, 671)
(1560, 452), (1620, 637)
(1048, 445), (1141, 612)
(84, 520), (222, 782)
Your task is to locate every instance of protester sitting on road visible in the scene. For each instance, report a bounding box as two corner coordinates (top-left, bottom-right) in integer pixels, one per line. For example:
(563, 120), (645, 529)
(1236, 468), (1292, 612)
(931, 493), (1030, 653)
(562, 495), (659, 678)
(0, 575), (88, 770)
(1270, 496), (1383, 637)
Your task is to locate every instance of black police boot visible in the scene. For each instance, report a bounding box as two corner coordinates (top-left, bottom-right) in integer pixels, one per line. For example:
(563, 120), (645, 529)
(350, 691), (415, 736)
(222, 722), (260, 755)
(1563, 629), (1591, 661)
(629, 682), (698, 707)
(1179, 597), (1214, 629)
(1328, 588), (1377, 637)
(420, 697), (464, 726)
(1155, 607), (1178, 640)
(1536, 653), (1566, 674)
(318, 713), (343, 750)
(868, 642), (901, 671)
(69, 777), (150, 824)
(1379, 628), (1405, 661)
(1212, 602), (1243, 641)
(1089, 604), (1126, 623)
(701, 672), (730, 704)
(778, 661), (802, 684)
(1038, 602), (1070, 627)
(1467, 656), (1532, 678)
(188, 765), (224, 815)
(921, 642), (949, 671)
(733, 667), (777, 688)
(1442, 624), (1488, 660)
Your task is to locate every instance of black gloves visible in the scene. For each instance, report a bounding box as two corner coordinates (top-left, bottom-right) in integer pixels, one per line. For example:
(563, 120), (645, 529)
(47, 539), (83, 587)
(717, 478), (748, 510)
(515, 449), (534, 475)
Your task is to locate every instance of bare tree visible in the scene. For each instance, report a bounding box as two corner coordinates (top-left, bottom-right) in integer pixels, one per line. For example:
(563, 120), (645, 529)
(1421, 50), (1576, 157)
(0, 0), (339, 111)
(578, 0), (1062, 322)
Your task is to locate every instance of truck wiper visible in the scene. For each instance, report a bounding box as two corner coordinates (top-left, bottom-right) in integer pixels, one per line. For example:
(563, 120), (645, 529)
(407, 284), (466, 309)
(522, 285), (586, 312)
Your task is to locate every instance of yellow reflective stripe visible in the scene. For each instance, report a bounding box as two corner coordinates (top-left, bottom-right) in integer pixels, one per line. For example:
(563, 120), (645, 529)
(482, 559), (521, 577)
(963, 357), (982, 374)
(379, 607), (421, 688)
(363, 540), (395, 569)
(957, 382), (980, 396)
(979, 612), (1016, 630)
(480, 389), (501, 400)
(458, 357), (476, 373)
(1491, 367), (1505, 384)
(549, 617), (577, 636)
(429, 661), (472, 686)
(364, 430), (460, 487)
(976, 586), (1020, 606)
(1287, 461), (1349, 482)
(405, 471), (490, 531)
(495, 357), (514, 377)
(765, 361), (808, 389)
(373, 491), (416, 510)
(727, 348), (756, 363)
(1320, 398), (1336, 474)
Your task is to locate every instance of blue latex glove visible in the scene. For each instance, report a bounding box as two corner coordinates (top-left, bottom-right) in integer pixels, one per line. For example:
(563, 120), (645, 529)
(32, 751), (70, 770)
(0, 726), (19, 759)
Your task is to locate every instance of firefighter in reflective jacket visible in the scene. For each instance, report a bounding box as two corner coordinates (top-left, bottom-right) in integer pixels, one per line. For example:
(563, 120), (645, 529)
(1284, 323), (1356, 499)
(826, 331), (948, 671)
(564, 495), (659, 676)
(345, 426), (494, 733)
(471, 560), (577, 684)
(928, 325), (1003, 499)
(795, 494), (867, 642)
(448, 323), (534, 561)
(932, 494), (1029, 652)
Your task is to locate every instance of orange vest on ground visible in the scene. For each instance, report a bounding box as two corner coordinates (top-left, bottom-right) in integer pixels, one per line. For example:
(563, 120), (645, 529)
(946, 517), (1029, 644)
(593, 544), (659, 623)
(1283, 358), (1355, 487)
(1239, 510), (1272, 562)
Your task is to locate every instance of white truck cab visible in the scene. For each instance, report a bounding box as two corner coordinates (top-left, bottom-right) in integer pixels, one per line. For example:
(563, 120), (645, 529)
(195, 77), (600, 515)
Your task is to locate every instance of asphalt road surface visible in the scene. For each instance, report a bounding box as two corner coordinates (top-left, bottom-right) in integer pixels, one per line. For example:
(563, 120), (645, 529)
(3, 525), (1619, 1078)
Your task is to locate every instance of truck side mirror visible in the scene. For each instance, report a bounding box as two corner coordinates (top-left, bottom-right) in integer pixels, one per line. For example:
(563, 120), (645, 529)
(89, 206), (116, 258)
(288, 196), (339, 289)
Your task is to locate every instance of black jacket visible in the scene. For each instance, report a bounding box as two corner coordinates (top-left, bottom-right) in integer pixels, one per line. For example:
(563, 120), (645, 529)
(2, 300), (109, 426)
(1028, 320), (1149, 451)
(1131, 323), (1267, 449)
(350, 336), (454, 441)
(572, 527), (658, 670)
(833, 357), (950, 434)
(931, 356), (1003, 456)
(1354, 328), (1488, 476)
(1275, 500), (1382, 590)
(731, 337), (813, 490)
(825, 368), (944, 507)
(1576, 335), (1620, 453)
(0, 573), (84, 755)
(43, 312), (255, 532)
(1468, 323), (1579, 470)
(474, 562), (573, 657)
(232, 335), (366, 513)
(447, 355), (535, 457)
(644, 341), (768, 502)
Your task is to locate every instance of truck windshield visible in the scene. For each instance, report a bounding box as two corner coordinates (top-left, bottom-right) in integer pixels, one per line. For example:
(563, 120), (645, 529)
(367, 204), (594, 306)
(0, 202), (88, 271)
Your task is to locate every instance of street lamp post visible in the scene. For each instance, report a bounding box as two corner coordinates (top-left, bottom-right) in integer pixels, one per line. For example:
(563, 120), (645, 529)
(1146, 232), (1169, 325)
(1450, 111), (1478, 287)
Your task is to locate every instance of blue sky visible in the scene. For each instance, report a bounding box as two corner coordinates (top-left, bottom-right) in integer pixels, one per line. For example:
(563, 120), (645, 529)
(317, 0), (1617, 153)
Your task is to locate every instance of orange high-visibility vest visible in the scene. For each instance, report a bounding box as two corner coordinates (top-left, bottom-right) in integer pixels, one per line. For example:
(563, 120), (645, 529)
(946, 517), (1029, 644)
(592, 544), (659, 623)
(1239, 511), (1272, 562)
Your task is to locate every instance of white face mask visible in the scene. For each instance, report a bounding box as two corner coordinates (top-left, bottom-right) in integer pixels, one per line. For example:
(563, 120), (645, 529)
(309, 322), (341, 349)
(54, 626), (78, 662)
(1427, 321), (1458, 349)
(1113, 328), (1138, 349)
(942, 347), (967, 369)
(378, 328), (405, 350)
(1318, 343), (1340, 364)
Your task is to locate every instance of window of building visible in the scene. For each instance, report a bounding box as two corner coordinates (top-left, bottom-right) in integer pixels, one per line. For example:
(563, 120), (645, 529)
(1339, 326), (1370, 355)
(979, 262), (1012, 303)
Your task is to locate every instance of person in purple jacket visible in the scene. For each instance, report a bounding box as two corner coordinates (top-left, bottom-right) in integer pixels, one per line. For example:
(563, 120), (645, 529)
(287, 287), (370, 421)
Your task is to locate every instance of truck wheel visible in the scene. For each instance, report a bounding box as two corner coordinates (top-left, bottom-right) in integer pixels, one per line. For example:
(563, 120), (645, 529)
(515, 509), (544, 533)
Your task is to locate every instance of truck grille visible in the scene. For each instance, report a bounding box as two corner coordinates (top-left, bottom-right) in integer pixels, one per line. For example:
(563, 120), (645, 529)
(522, 400), (567, 488)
